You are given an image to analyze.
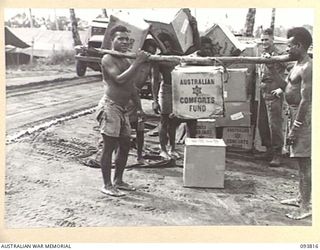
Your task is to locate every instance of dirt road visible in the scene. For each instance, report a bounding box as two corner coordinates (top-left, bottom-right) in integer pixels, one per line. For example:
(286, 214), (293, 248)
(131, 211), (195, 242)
(5, 73), (311, 228)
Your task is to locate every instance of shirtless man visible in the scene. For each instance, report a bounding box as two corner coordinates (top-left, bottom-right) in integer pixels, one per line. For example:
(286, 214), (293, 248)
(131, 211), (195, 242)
(127, 39), (158, 164)
(96, 25), (149, 197)
(152, 35), (197, 160)
(268, 27), (312, 219)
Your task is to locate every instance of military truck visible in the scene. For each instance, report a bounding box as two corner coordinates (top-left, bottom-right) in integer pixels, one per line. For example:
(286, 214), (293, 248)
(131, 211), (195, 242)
(74, 18), (109, 77)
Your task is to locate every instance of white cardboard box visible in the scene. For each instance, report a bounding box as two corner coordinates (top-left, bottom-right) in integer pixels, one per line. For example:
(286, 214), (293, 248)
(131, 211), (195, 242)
(183, 138), (226, 188)
(205, 23), (246, 56)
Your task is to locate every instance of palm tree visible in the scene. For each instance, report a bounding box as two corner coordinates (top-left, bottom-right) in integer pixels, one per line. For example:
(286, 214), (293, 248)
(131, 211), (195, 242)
(69, 8), (82, 46)
(270, 8), (276, 35)
(102, 9), (108, 18)
(244, 8), (256, 37)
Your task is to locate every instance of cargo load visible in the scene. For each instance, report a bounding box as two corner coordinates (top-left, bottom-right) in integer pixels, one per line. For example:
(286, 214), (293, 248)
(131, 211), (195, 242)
(183, 138), (226, 188)
(102, 13), (150, 53)
(171, 65), (224, 119)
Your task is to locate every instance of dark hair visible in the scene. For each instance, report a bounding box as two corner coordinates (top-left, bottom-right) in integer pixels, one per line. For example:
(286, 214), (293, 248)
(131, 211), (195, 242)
(158, 33), (174, 43)
(262, 28), (273, 37)
(200, 36), (212, 45)
(287, 27), (312, 50)
(110, 25), (129, 40)
(142, 39), (157, 50)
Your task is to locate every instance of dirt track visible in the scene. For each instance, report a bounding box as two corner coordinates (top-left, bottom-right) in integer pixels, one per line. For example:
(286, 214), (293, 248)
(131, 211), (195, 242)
(5, 71), (312, 228)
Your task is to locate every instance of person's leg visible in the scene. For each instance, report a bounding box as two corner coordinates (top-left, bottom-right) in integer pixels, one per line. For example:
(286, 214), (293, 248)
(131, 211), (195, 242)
(168, 117), (179, 158)
(268, 98), (284, 166)
(258, 94), (272, 151)
(113, 135), (136, 190)
(159, 114), (171, 159)
(100, 134), (125, 196)
(136, 129), (145, 163)
(286, 157), (312, 220)
(186, 119), (197, 138)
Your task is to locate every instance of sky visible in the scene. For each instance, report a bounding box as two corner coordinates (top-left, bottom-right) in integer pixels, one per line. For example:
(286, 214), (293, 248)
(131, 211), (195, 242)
(4, 8), (314, 33)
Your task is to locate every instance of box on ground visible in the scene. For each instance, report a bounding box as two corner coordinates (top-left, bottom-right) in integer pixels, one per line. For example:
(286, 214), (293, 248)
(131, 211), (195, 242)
(204, 23), (245, 56)
(102, 13), (150, 52)
(172, 65), (224, 119)
(223, 126), (253, 150)
(183, 138), (226, 188)
(224, 68), (249, 102)
(196, 119), (216, 138)
(216, 101), (251, 127)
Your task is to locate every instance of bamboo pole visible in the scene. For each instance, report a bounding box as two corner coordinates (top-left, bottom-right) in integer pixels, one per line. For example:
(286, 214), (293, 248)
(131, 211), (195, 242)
(93, 48), (293, 65)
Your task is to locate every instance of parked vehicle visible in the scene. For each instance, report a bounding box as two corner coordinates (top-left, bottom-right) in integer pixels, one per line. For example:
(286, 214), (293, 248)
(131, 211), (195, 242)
(74, 18), (109, 77)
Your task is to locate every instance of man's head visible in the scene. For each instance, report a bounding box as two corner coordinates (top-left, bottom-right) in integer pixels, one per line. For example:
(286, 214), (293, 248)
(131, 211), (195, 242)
(158, 33), (174, 54)
(142, 39), (158, 55)
(286, 27), (312, 59)
(110, 25), (130, 52)
(199, 36), (213, 57)
(260, 28), (274, 52)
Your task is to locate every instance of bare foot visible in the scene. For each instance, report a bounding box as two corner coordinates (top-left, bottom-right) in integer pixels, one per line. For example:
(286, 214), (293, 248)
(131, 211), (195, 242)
(137, 157), (146, 165)
(159, 150), (171, 160)
(169, 149), (180, 159)
(114, 181), (136, 191)
(286, 208), (312, 220)
(100, 186), (125, 197)
(280, 198), (301, 207)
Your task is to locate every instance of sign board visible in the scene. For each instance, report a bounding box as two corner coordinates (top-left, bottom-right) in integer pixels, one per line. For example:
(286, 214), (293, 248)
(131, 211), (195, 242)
(172, 65), (224, 119)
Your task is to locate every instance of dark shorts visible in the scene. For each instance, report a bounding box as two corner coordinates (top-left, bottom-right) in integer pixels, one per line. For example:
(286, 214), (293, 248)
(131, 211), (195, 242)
(96, 99), (131, 138)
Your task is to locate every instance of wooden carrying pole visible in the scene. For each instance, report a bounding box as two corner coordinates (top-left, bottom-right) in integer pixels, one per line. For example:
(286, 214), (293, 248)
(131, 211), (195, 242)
(93, 48), (293, 65)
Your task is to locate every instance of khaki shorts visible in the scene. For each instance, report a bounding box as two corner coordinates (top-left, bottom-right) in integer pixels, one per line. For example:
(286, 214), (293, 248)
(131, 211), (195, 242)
(96, 99), (131, 138)
(289, 105), (311, 158)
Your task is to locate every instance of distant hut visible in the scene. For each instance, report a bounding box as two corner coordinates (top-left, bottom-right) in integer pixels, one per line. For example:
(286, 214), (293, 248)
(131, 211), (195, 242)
(5, 26), (31, 65)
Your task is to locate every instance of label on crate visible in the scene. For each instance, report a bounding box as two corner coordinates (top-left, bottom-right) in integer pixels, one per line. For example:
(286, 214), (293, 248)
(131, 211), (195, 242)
(172, 66), (224, 119)
(223, 126), (253, 150)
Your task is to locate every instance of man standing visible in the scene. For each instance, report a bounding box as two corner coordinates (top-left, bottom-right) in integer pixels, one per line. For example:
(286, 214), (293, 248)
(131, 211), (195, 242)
(268, 27), (312, 220)
(127, 39), (158, 164)
(97, 25), (149, 197)
(151, 35), (181, 160)
(258, 28), (287, 167)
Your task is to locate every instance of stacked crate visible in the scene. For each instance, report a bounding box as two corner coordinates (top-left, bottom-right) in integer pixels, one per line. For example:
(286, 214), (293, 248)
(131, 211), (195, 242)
(216, 67), (254, 150)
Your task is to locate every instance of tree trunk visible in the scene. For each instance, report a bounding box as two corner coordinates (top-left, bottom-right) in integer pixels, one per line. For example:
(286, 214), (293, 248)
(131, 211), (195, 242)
(28, 8), (33, 28)
(69, 9), (82, 46)
(102, 9), (108, 18)
(244, 8), (256, 37)
(270, 8), (276, 35)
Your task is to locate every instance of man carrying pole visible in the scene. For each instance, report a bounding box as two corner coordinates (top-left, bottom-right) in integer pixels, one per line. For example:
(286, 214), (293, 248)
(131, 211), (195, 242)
(96, 25), (149, 197)
(265, 27), (312, 220)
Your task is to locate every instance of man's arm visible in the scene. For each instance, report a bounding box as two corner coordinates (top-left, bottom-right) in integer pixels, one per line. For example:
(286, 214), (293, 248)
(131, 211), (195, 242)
(267, 63), (288, 97)
(287, 62), (312, 143)
(102, 51), (149, 85)
(294, 63), (312, 124)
